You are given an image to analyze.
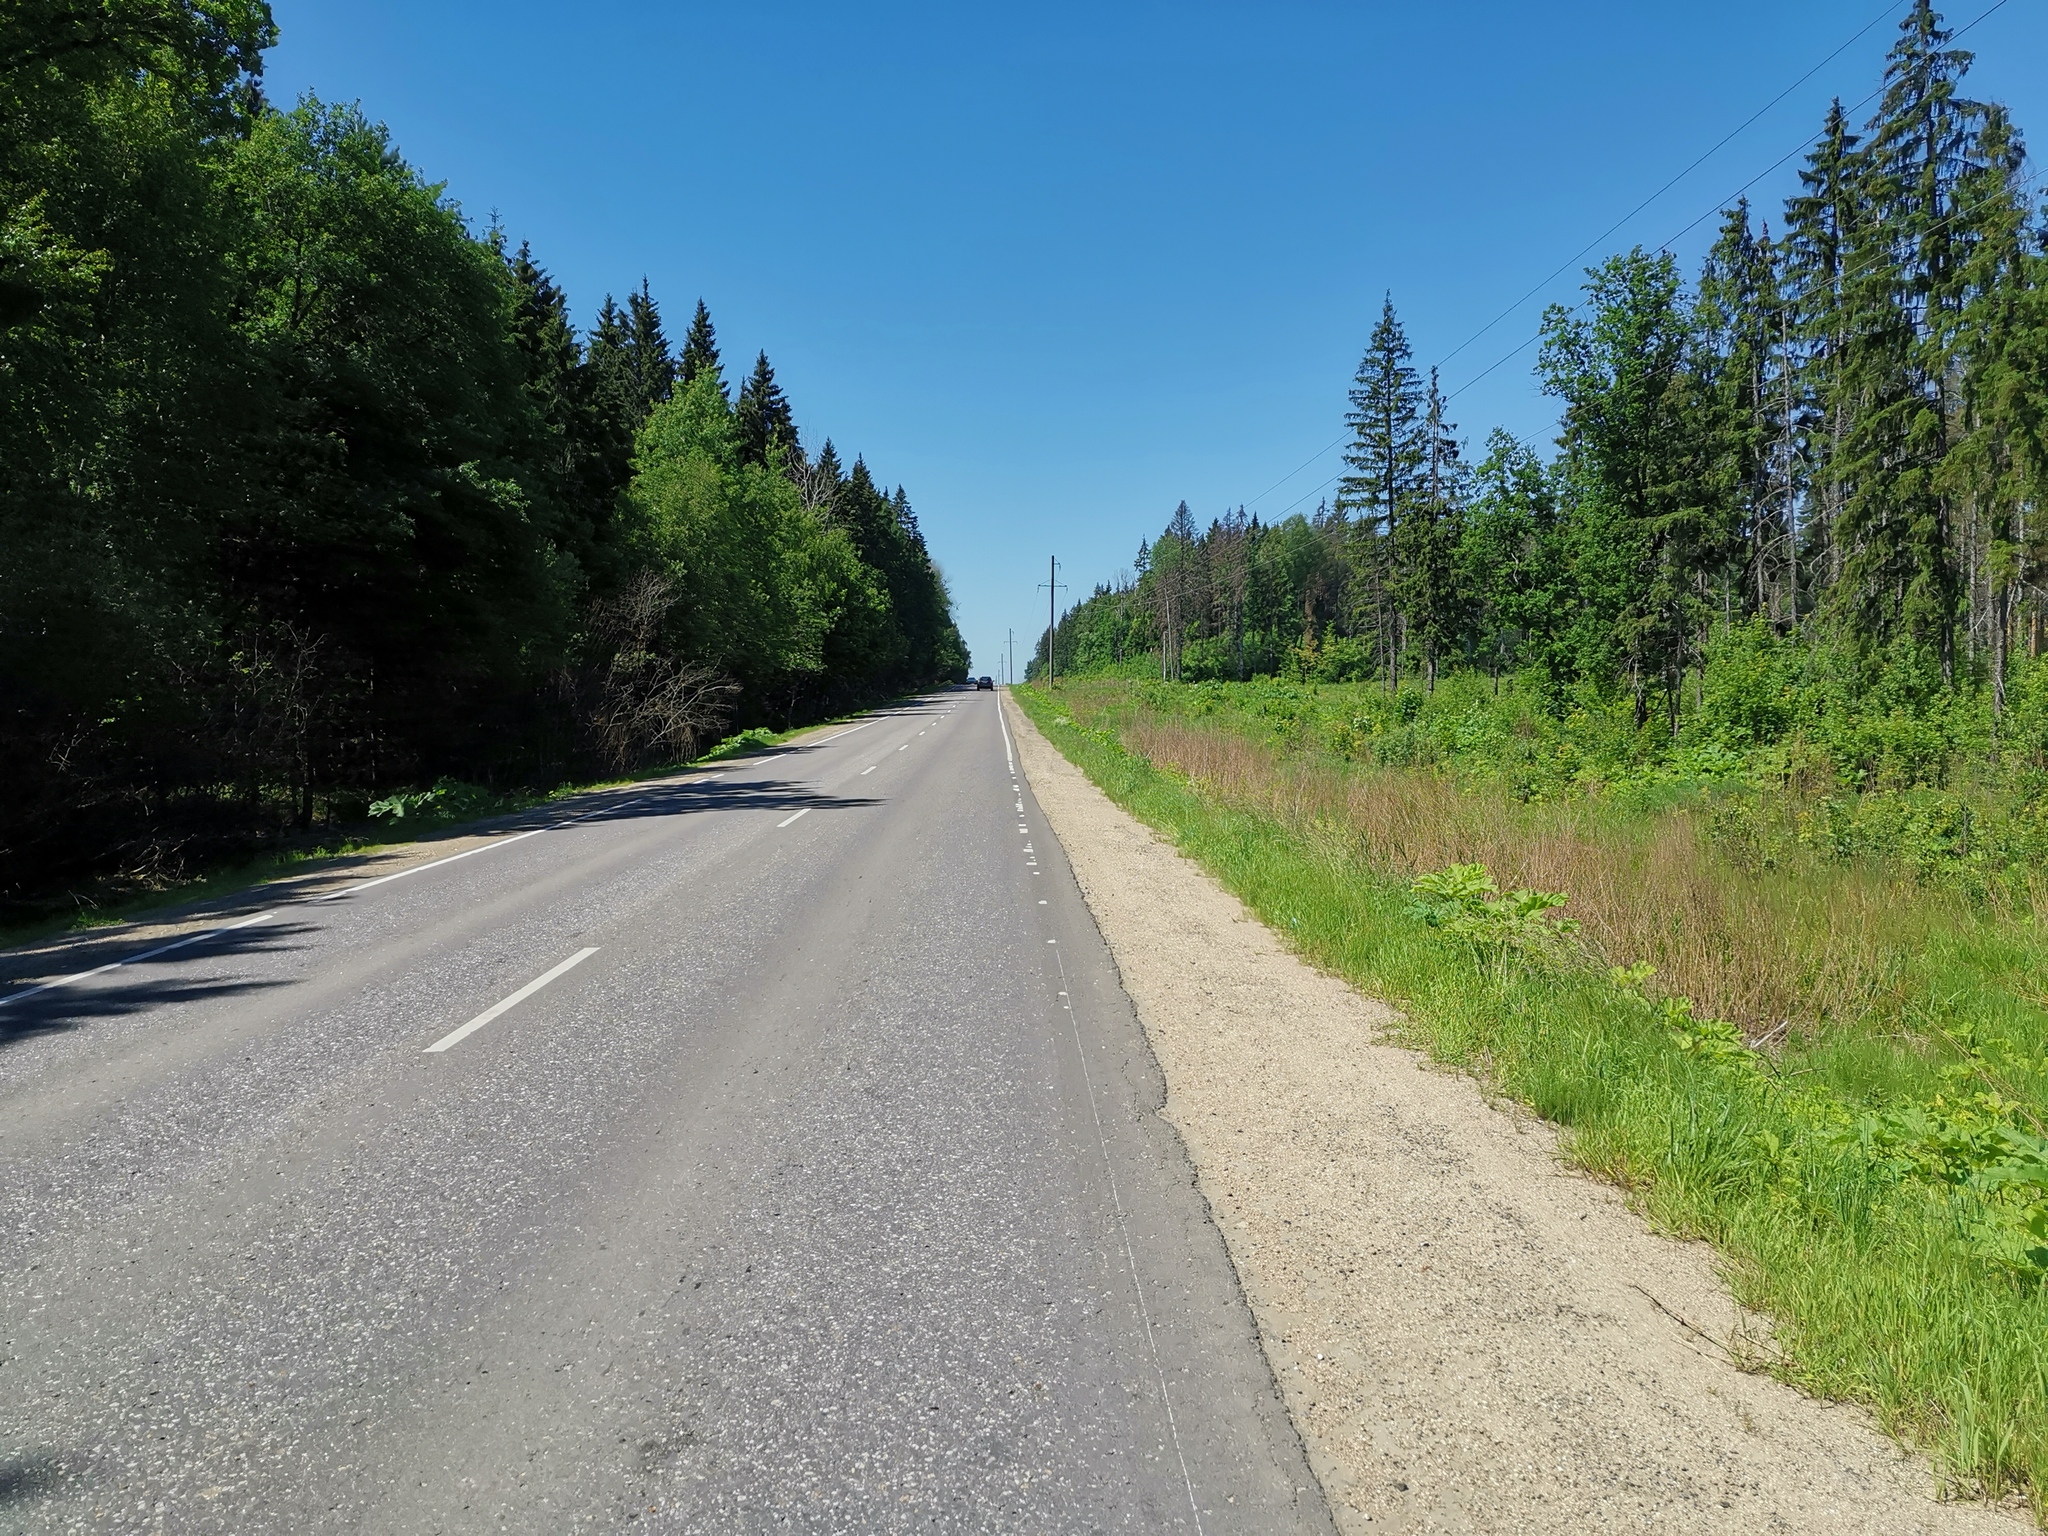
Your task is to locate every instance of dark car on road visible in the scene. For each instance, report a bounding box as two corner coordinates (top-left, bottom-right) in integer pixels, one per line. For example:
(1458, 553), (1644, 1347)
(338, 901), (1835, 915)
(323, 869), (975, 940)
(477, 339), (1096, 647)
(976, 676), (994, 690)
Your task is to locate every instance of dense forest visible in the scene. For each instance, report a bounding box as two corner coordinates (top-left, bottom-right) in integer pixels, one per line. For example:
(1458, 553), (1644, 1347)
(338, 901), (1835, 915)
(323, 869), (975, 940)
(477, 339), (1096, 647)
(1039, 1), (2048, 759)
(1, 2), (965, 914)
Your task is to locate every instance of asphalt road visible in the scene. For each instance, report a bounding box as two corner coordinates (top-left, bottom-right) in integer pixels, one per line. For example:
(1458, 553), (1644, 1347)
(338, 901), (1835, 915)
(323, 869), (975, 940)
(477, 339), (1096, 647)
(0, 691), (1332, 1534)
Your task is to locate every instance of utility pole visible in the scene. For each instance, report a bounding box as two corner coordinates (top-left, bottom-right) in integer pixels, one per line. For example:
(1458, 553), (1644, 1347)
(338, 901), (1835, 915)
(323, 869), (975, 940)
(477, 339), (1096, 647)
(1007, 629), (1013, 691)
(1038, 558), (1067, 688)
(1047, 556), (1056, 689)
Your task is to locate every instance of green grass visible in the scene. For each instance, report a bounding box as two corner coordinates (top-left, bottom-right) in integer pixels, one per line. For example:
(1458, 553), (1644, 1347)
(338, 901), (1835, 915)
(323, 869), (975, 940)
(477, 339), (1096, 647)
(1015, 681), (2048, 1518)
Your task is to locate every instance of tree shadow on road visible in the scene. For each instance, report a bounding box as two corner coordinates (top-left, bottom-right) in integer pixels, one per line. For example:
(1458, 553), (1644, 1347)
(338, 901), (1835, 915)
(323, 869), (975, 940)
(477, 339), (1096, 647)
(0, 717), (937, 1043)
(0, 920), (302, 1049)
(0, 1451), (65, 1506)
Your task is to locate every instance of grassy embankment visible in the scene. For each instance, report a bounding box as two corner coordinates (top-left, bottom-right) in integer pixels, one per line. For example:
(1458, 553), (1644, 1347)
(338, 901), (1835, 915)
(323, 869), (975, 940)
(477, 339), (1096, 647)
(1014, 674), (2048, 1517)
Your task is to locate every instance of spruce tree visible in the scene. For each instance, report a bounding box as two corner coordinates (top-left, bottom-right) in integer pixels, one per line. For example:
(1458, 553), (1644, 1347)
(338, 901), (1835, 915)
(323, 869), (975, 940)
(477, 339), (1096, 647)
(1695, 201), (1789, 625)
(509, 243), (579, 406)
(508, 242), (580, 462)
(734, 349), (796, 467)
(1948, 103), (2038, 709)
(891, 485), (920, 542)
(1834, 0), (1989, 680)
(1149, 502), (1202, 681)
(680, 298), (724, 397)
(586, 284), (675, 436)
(1783, 99), (1863, 594)
(504, 242), (628, 584)
(624, 279), (677, 416)
(1337, 295), (1426, 687)
(1391, 369), (1468, 690)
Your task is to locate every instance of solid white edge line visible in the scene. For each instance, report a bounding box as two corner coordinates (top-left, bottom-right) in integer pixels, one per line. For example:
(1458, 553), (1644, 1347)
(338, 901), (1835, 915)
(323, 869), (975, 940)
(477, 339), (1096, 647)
(776, 807), (810, 828)
(996, 687), (1017, 776)
(814, 722), (875, 744)
(1, 792), (651, 1007)
(1046, 939), (1205, 1532)
(424, 946), (599, 1054)
(311, 796), (645, 904)
(311, 826), (546, 901)
(0, 909), (276, 1011)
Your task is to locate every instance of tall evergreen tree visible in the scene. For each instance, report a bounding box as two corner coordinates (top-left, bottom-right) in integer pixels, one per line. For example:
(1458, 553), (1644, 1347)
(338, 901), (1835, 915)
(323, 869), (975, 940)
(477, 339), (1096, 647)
(890, 485), (919, 541)
(680, 298), (723, 397)
(624, 279), (676, 416)
(1337, 295), (1427, 686)
(587, 281), (675, 434)
(1695, 201), (1790, 625)
(735, 349), (796, 467)
(1833, 0), (1990, 680)
(1391, 369), (1467, 690)
(506, 242), (622, 583)
(1947, 103), (2039, 710)
(1783, 98), (1864, 594)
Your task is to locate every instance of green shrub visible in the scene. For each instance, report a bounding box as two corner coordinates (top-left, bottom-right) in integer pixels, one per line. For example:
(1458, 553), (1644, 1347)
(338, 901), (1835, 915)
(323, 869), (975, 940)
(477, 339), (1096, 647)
(368, 778), (503, 824)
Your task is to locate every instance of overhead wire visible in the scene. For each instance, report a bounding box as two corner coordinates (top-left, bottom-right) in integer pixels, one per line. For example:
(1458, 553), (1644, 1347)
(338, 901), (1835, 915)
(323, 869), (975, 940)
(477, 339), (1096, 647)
(1241, 0), (2019, 511)
(1441, 0), (2018, 404)
(1432, 0), (1902, 376)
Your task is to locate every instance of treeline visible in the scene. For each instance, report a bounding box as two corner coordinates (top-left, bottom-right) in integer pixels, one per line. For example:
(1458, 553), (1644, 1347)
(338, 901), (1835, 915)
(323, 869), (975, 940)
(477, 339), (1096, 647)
(1041, 2), (2048, 734)
(1, 2), (964, 911)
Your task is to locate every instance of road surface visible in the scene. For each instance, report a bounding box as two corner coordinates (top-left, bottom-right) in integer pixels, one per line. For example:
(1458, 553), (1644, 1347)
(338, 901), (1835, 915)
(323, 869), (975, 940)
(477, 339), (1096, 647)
(0, 691), (1331, 1533)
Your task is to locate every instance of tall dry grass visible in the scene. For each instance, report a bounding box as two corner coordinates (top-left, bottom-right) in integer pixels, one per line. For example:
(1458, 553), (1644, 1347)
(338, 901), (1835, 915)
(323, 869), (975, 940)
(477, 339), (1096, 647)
(1121, 715), (1948, 1034)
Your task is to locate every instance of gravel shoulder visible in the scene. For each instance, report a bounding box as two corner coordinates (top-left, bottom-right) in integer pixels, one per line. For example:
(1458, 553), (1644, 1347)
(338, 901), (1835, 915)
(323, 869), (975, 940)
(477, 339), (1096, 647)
(1007, 692), (2025, 1536)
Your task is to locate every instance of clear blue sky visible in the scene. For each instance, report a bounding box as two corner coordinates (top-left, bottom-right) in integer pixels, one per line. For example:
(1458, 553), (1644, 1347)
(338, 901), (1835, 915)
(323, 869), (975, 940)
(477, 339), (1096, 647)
(264, 1), (2047, 680)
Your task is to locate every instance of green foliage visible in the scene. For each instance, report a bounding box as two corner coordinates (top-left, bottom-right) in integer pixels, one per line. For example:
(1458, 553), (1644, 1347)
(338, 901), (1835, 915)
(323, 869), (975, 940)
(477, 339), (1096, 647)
(1408, 862), (1580, 975)
(1051, 7), (2047, 767)
(1017, 683), (2048, 1511)
(1858, 1029), (2048, 1279)
(0, 8), (962, 915)
(367, 778), (505, 826)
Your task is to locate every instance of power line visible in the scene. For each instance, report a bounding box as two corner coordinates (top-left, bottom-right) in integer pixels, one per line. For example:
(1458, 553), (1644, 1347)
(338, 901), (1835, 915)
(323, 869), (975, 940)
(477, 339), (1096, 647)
(1445, 90), (2039, 411)
(1244, 0), (1925, 510)
(1441, 0), (2020, 407)
(1244, 431), (1349, 511)
(1238, 0), (2022, 520)
(1432, 0), (1906, 376)
(1650, 0), (2013, 254)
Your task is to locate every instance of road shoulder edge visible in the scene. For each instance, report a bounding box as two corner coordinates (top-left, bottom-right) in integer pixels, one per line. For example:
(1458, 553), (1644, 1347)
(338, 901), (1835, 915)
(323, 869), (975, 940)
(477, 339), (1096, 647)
(1002, 688), (2025, 1536)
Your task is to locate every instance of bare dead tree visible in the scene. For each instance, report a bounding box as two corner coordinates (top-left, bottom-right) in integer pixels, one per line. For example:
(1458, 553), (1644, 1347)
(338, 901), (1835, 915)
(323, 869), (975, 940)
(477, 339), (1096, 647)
(782, 445), (839, 523)
(1209, 508), (1252, 681)
(586, 572), (739, 771)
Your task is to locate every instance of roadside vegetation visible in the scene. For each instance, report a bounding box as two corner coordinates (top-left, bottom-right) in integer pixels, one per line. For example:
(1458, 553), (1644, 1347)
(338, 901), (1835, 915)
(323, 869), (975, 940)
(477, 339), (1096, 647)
(1017, 4), (2048, 1510)
(1018, 678), (2048, 1514)
(2, 4), (967, 922)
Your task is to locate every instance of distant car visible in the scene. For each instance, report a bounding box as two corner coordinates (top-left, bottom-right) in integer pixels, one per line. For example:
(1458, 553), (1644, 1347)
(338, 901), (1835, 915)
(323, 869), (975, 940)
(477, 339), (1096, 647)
(976, 676), (994, 690)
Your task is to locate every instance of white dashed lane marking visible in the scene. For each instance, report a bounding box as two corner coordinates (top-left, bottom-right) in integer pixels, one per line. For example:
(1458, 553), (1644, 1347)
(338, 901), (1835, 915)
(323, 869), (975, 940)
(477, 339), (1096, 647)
(425, 947), (600, 1054)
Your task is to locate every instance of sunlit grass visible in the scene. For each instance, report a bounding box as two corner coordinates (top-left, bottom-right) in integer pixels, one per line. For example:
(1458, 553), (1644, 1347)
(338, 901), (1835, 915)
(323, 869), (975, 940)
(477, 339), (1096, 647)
(1018, 681), (2048, 1517)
